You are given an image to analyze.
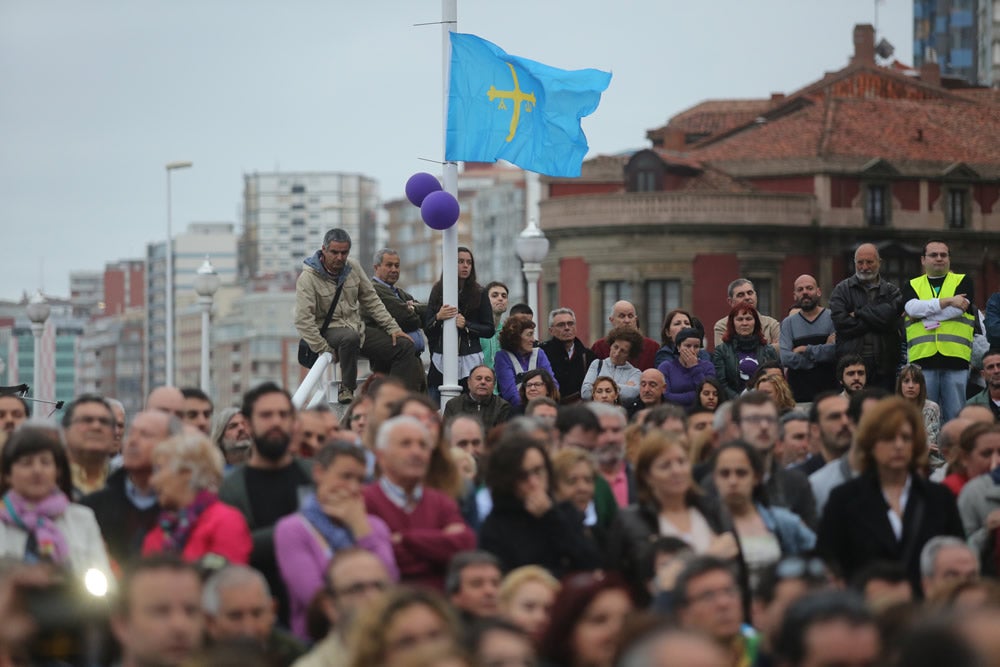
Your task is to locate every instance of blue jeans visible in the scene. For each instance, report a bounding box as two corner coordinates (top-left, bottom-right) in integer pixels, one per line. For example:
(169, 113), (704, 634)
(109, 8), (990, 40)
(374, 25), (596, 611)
(923, 368), (969, 423)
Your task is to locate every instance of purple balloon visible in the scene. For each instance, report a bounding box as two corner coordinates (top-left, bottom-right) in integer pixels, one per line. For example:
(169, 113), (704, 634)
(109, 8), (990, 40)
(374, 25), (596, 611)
(405, 172), (442, 207)
(420, 191), (460, 231)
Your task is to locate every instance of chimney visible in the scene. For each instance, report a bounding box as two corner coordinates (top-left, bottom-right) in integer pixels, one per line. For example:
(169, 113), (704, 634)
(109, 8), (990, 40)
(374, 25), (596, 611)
(770, 92), (786, 105)
(920, 62), (941, 87)
(852, 24), (876, 66)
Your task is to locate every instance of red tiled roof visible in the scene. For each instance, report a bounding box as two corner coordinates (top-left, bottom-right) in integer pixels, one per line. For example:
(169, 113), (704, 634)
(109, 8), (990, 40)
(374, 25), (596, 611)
(663, 99), (773, 136)
(691, 96), (1000, 169)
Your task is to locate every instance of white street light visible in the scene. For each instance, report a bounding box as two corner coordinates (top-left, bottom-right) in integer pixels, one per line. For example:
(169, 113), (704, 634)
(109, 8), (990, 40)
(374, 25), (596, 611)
(165, 160), (193, 387)
(193, 257), (220, 393)
(515, 217), (549, 337)
(26, 290), (50, 400)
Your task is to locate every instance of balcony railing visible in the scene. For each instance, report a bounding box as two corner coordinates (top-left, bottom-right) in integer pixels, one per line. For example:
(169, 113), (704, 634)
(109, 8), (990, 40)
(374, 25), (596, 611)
(540, 192), (817, 230)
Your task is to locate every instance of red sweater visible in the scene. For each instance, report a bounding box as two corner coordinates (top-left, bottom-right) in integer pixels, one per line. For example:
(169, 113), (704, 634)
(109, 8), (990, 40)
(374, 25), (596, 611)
(591, 336), (660, 371)
(142, 500), (252, 565)
(362, 483), (475, 590)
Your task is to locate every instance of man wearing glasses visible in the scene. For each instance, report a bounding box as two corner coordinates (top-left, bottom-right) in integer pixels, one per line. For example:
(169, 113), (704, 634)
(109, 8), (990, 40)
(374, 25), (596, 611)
(903, 239), (977, 423)
(61, 393), (117, 499)
(720, 392), (816, 528)
(540, 307), (596, 403)
(294, 548), (394, 667)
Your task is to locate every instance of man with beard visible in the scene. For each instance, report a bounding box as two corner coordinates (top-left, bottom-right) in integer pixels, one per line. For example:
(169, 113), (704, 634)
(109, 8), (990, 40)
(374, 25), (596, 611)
(793, 392), (852, 475)
(181, 387), (214, 435)
(836, 354), (868, 398)
(586, 402), (636, 508)
(540, 307), (596, 403)
(779, 274), (838, 402)
(220, 382), (313, 626)
(82, 410), (181, 567)
(967, 349), (1000, 421)
(213, 407), (254, 467)
(829, 243), (903, 392)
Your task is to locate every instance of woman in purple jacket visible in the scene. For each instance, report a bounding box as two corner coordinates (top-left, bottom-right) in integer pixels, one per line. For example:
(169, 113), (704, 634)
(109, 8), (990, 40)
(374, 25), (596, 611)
(656, 328), (716, 409)
(275, 440), (398, 640)
(494, 315), (558, 407)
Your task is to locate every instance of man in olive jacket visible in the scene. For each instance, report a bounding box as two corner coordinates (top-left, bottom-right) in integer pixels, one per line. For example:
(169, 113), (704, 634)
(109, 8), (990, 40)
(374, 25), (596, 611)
(295, 229), (424, 401)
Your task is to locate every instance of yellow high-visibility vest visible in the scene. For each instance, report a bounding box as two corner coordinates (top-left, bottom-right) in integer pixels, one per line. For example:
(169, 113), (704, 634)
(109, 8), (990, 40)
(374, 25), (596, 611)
(905, 272), (975, 362)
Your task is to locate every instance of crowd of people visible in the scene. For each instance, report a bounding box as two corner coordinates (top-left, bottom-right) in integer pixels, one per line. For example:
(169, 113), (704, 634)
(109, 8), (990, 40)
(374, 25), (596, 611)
(2, 231), (1000, 666)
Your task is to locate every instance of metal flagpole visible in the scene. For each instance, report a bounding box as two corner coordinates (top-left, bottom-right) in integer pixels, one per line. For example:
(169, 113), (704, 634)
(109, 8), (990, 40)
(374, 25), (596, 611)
(438, 0), (462, 409)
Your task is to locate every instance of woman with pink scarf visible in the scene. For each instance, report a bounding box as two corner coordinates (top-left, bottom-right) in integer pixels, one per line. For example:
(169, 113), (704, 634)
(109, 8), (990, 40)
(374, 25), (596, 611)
(0, 424), (111, 580)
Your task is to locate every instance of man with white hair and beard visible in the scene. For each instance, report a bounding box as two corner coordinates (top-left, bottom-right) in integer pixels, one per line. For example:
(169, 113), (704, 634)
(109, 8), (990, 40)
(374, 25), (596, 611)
(829, 243), (903, 392)
(220, 382), (314, 627)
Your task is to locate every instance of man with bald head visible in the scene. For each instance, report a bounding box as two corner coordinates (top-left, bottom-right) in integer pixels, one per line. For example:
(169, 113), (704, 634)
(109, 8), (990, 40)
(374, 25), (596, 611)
(590, 300), (660, 370)
(712, 278), (781, 348)
(780, 274), (838, 402)
(829, 243), (903, 391)
(146, 385), (185, 420)
(82, 410), (182, 565)
(626, 368), (666, 417)
(931, 417), (974, 482)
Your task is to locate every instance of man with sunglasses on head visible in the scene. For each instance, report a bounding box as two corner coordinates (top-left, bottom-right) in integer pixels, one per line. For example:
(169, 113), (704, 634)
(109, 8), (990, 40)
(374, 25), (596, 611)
(903, 239), (977, 423)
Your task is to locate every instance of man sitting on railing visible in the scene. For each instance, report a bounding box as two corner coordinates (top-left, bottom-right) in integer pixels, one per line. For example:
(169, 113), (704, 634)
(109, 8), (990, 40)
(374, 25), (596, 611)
(295, 229), (426, 404)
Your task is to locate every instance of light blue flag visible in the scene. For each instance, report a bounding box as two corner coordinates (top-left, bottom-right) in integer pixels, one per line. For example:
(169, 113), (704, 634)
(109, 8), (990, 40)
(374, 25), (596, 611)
(446, 32), (612, 178)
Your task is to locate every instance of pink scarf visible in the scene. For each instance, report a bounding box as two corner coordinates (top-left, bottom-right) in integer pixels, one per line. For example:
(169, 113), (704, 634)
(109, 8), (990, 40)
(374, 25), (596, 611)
(0, 490), (71, 564)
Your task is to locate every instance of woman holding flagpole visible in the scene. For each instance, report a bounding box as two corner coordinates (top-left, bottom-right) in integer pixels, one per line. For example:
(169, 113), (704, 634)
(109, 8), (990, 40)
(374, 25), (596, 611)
(425, 246), (495, 403)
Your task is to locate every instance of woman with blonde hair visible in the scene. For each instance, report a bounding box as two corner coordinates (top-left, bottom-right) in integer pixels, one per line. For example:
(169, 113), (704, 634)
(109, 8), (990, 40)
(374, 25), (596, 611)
(142, 432), (252, 564)
(346, 586), (462, 667)
(498, 565), (561, 637)
(752, 373), (796, 415)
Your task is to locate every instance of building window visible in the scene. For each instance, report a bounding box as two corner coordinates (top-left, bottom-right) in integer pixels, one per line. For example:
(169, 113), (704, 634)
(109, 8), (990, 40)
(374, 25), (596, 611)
(636, 171), (659, 192)
(645, 280), (681, 335)
(865, 184), (889, 227)
(600, 281), (631, 323)
(750, 278), (773, 318)
(291, 185), (306, 194)
(946, 189), (968, 228)
(545, 283), (558, 318)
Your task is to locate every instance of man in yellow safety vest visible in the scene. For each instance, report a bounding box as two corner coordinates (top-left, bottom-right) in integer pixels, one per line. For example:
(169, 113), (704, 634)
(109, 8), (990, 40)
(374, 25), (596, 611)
(903, 240), (976, 422)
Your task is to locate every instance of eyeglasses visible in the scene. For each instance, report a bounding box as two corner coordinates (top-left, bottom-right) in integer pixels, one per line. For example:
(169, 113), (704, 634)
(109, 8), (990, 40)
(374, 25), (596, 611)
(524, 381), (546, 389)
(71, 415), (113, 427)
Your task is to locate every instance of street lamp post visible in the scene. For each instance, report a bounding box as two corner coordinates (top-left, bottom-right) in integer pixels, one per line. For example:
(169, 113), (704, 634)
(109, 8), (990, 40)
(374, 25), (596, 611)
(165, 160), (193, 387)
(193, 257), (220, 393)
(25, 290), (50, 399)
(515, 218), (549, 338)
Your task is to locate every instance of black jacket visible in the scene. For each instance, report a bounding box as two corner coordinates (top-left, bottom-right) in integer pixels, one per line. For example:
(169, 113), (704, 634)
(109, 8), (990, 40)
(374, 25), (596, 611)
(478, 495), (601, 578)
(539, 337), (596, 403)
(606, 496), (731, 598)
(425, 284), (494, 356)
(816, 470), (964, 596)
(442, 392), (512, 429)
(79, 467), (159, 568)
(828, 274), (903, 378)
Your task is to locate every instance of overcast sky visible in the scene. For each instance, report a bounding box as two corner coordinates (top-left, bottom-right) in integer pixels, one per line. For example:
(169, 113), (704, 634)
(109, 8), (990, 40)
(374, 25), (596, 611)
(0, 0), (912, 302)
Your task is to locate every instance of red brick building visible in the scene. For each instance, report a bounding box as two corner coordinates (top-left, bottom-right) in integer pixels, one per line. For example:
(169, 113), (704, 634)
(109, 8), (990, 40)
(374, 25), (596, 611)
(540, 25), (1000, 349)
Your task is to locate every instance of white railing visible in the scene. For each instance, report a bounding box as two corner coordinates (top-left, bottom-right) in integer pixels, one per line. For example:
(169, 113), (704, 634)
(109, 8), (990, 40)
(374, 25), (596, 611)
(292, 352), (334, 409)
